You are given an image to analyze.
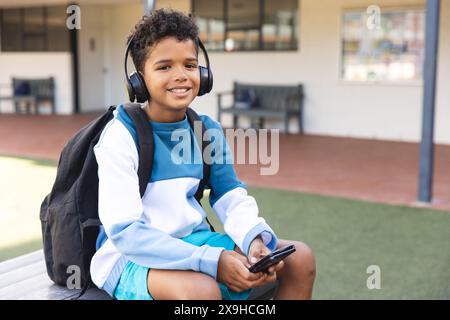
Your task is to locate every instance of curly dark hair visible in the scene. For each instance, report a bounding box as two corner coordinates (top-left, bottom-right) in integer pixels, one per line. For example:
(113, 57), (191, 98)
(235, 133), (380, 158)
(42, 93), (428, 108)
(127, 9), (199, 73)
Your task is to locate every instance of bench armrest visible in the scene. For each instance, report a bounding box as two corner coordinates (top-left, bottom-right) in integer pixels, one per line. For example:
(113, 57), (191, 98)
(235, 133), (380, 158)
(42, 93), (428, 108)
(284, 93), (303, 111)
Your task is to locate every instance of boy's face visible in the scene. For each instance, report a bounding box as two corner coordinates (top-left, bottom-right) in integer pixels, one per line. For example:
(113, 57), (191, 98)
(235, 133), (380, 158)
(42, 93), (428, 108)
(143, 37), (200, 116)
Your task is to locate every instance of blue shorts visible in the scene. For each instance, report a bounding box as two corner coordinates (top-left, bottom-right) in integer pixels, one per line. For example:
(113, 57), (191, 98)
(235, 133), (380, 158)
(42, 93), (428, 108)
(113, 230), (252, 300)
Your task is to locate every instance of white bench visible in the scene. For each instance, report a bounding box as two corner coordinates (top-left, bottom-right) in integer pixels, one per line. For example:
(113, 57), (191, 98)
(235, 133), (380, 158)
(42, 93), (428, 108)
(0, 250), (111, 300)
(0, 250), (277, 300)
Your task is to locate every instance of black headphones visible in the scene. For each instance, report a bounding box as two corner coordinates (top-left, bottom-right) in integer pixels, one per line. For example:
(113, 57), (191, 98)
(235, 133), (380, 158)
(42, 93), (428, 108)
(125, 37), (213, 103)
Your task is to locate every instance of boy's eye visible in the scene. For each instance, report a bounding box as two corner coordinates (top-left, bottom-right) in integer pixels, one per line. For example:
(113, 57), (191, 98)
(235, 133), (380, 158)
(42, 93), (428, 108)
(186, 64), (198, 69)
(158, 66), (170, 70)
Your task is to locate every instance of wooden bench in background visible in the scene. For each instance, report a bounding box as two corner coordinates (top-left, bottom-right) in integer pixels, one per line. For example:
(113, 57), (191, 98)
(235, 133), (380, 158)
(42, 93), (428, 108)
(0, 77), (55, 115)
(217, 82), (304, 134)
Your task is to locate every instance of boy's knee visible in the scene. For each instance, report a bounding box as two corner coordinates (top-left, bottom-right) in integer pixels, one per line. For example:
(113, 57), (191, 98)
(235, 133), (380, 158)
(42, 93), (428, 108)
(181, 274), (222, 300)
(286, 241), (316, 279)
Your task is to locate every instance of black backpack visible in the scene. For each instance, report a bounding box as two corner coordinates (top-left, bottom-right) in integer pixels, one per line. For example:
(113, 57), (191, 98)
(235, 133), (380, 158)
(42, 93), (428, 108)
(39, 103), (213, 293)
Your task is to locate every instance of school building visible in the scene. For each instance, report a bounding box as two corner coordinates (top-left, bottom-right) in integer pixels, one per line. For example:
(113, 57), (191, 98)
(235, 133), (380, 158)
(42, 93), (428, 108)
(0, 0), (448, 145)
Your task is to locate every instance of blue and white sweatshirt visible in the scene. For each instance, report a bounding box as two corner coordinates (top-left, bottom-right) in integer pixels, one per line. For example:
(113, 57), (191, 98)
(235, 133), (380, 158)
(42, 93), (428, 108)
(90, 105), (278, 296)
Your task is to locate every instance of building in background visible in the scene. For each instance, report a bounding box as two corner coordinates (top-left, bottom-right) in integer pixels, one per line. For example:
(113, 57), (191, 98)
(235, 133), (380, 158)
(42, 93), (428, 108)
(0, 0), (448, 145)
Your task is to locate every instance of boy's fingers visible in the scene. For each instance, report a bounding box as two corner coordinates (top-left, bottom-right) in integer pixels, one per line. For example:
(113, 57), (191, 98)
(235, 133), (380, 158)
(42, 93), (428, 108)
(274, 260), (284, 272)
(231, 252), (251, 269)
(235, 270), (273, 291)
(249, 256), (258, 264)
(253, 273), (271, 287)
(231, 274), (254, 291)
(265, 272), (277, 283)
(242, 269), (263, 281)
(267, 260), (284, 274)
(237, 265), (265, 282)
(250, 272), (276, 289)
(229, 274), (251, 292)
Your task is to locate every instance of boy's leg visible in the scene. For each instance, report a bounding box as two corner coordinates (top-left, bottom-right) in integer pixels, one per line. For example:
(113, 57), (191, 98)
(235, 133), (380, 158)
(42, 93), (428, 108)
(272, 239), (316, 300)
(147, 269), (222, 300)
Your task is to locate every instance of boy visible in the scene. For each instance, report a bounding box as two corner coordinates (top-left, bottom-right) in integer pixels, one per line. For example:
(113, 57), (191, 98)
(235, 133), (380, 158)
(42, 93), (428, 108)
(90, 9), (316, 300)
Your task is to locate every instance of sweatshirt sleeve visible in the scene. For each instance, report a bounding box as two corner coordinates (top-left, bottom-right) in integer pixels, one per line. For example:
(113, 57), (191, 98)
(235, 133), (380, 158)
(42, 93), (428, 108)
(201, 115), (278, 256)
(94, 118), (224, 279)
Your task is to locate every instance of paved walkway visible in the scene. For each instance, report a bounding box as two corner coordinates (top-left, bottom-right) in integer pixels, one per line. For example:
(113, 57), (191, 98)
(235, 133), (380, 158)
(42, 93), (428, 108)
(1, 113), (449, 211)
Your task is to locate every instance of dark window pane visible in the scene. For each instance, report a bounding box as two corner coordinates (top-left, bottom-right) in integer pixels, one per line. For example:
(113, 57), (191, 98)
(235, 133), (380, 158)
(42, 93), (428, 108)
(226, 0), (260, 51)
(194, 0), (225, 51)
(1, 9), (22, 51)
(0, 5), (70, 52)
(193, 0), (299, 52)
(46, 6), (70, 51)
(23, 7), (44, 33)
(23, 7), (45, 51)
(226, 29), (259, 51)
(263, 0), (298, 50)
(24, 35), (45, 51)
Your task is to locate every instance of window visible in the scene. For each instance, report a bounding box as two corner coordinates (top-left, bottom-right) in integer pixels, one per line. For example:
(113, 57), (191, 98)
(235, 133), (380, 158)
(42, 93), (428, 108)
(341, 7), (425, 82)
(0, 6), (70, 52)
(193, 0), (298, 52)
(194, 0), (225, 50)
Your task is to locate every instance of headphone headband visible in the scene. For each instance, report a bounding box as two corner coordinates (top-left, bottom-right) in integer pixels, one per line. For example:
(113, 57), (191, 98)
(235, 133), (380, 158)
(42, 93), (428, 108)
(124, 38), (133, 83)
(197, 39), (210, 71)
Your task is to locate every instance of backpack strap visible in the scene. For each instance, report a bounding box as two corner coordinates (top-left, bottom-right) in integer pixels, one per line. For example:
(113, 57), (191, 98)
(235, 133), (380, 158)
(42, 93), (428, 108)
(185, 108), (215, 232)
(186, 107), (211, 202)
(123, 103), (154, 198)
(124, 105), (214, 231)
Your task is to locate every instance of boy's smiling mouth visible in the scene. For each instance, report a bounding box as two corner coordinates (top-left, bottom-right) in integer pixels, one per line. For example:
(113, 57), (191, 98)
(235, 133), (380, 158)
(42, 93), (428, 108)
(167, 86), (192, 97)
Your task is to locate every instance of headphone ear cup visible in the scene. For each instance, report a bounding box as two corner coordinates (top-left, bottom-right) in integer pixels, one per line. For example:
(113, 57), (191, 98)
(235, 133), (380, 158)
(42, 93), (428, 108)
(126, 79), (136, 102)
(129, 71), (150, 103)
(198, 66), (213, 96)
(207, 68), (213, 93)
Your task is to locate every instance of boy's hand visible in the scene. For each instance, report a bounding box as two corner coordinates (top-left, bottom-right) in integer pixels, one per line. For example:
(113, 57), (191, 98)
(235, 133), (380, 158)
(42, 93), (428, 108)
(248, 236), (284, 280)
(217, 250), (270, 293)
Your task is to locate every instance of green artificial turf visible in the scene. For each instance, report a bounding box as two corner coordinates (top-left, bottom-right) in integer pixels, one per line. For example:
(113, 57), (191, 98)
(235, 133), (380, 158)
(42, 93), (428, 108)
(1, 155), (449, 299)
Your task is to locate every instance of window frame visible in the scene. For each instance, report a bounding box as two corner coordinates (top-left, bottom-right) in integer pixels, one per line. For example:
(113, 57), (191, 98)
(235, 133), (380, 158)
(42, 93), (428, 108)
(0, 5), (69, 52)
(191, 0), (299, 53)
(338, 5), (425, 86)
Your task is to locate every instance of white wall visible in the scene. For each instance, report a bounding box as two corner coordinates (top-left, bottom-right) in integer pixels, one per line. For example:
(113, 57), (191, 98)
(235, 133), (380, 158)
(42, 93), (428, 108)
(155, 0), (190, 12)
(103, 2), (144, 108)
(100, 0), (192, 110)
(0, 52), (73, 114)
(78, 4), (107, 112)
(195, 0), (449, 144)
(434, 0), (450, 144)
(90, 0), (449, 144)
(78, 2), (143, 112)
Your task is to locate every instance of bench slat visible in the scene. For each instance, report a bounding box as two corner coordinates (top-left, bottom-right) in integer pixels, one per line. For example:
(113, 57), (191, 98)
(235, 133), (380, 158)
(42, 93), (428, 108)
(0, 259), (47, 288)
(0, 250), (113, 300)
(20, 284), (80, 300)
(0, 250), (274, 300)
(0, 272), (60, 300)
(0, 250), (43, 274)
(20, 284), (112, 300)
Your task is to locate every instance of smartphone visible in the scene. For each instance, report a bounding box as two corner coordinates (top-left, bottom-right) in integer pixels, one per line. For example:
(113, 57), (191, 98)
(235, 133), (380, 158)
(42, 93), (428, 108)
(248, 244), (296, 273)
